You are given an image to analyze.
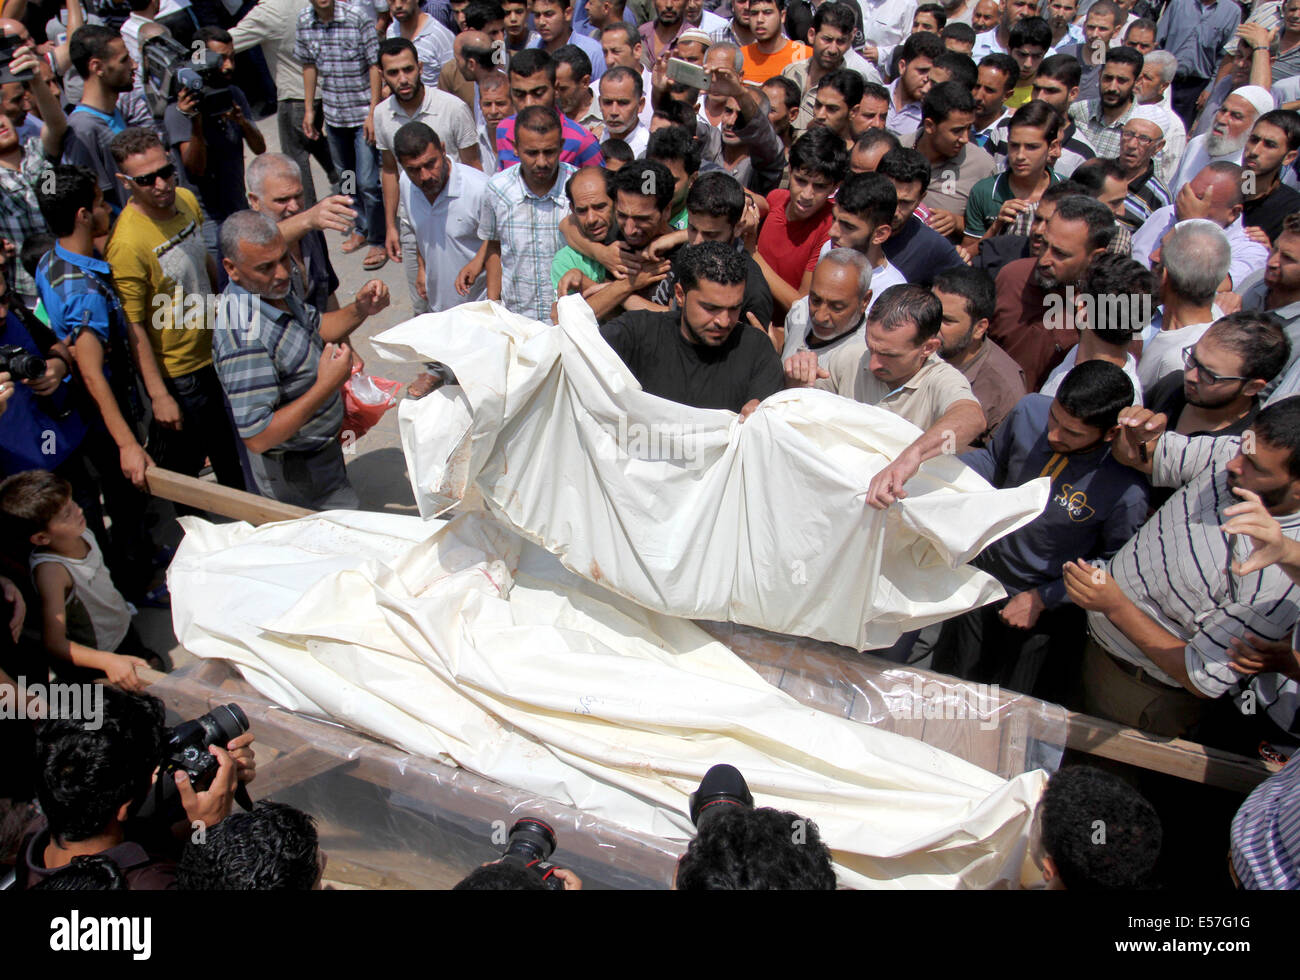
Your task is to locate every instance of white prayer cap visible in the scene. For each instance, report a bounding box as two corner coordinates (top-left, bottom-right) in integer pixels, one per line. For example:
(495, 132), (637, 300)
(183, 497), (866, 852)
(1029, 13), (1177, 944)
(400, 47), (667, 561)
(1228, 85), (1275, 119)
(677, 28), (713, 48)
(1129, 103), (1172, 136)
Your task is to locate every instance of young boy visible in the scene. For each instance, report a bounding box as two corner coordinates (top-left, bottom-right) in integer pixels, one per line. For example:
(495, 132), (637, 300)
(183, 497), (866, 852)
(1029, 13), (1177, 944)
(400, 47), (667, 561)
(0, 470), (164, 691)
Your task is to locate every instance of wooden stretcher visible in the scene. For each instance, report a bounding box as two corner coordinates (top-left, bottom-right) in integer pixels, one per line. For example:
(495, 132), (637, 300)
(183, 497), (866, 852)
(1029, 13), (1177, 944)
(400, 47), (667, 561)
(138, 468), (1277, 886)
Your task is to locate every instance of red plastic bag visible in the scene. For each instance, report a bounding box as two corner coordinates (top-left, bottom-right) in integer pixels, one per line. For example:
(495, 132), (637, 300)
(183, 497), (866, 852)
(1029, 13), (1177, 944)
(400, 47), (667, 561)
(340, 366), (401, 444)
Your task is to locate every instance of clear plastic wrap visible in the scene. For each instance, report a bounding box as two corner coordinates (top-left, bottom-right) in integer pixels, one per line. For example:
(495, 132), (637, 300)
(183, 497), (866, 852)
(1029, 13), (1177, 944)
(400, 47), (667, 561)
(148, 615), (1068, 889)
(149, 660), (685, 890)
(697, 623), (1070, 780)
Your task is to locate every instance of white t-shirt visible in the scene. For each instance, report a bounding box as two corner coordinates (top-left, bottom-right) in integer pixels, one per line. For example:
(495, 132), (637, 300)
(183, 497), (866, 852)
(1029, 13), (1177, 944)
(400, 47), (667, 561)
(30, 532), (131, 652)
(1040, 347), (1144, 406)
(1138, 316), (1216, 396)
(400, 162), (490, 312)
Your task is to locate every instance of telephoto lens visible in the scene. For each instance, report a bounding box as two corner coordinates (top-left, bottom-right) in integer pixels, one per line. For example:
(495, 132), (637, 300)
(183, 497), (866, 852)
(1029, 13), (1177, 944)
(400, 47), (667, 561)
(503, 818), (557, 864)
(501, 819), (566, 890)
(688, 764), (755, 827)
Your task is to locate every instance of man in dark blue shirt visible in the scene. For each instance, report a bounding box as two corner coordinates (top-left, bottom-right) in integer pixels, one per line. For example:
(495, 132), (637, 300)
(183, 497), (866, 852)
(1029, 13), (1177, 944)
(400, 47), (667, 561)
(876, 147), (966, 286)
(934, 360), (1150, 701)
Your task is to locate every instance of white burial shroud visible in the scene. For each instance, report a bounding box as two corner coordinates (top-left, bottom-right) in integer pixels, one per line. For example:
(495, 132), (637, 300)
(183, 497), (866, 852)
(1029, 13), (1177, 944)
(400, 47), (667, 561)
(168, 298), (1052, 888)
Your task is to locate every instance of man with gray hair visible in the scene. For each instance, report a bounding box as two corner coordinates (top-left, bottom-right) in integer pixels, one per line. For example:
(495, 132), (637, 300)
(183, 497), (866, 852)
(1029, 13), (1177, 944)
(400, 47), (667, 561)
(1172, 85), (1275, 194)
(1133, 50), (1185, 184)
(1136, 218), (1232, 394)
(780, 249), (874, 366)
(213, 210), (392, 510)
(1131, 161), (1271, 294)
(245, 152), (347, 314)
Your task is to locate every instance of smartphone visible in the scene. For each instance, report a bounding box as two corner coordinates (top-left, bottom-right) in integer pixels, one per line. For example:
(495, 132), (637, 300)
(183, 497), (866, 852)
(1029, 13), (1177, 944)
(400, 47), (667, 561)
(667, 57), (711, 90)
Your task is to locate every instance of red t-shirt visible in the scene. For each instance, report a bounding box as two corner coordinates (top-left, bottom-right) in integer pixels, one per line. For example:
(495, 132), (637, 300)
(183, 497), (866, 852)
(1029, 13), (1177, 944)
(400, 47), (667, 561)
(757, 190), (834, 291)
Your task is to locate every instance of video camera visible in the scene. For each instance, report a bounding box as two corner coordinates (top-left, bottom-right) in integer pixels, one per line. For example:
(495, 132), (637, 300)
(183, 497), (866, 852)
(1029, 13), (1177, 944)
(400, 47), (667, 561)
(134, 703), (254, 822)
(140, 33), (233, 122)
(499, 818), (567, 890)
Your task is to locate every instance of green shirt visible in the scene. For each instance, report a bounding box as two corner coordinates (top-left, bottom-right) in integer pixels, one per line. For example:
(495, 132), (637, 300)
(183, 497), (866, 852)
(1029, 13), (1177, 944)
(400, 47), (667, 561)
(550, 246), (608, 290)
(963, 170), (1062, 238)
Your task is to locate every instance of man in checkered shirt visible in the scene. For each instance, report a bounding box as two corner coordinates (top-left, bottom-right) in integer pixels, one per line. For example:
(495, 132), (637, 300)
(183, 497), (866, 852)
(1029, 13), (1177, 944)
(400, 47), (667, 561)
(214, 210), (391, 510)
(467, 106), (575, 322)
(296, 0), (387, 269)
(0, 45), (69, 307)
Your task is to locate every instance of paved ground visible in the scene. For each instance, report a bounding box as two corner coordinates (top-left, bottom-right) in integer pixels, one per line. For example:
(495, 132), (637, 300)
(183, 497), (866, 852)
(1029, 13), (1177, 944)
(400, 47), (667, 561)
(139, 109), (431, 664)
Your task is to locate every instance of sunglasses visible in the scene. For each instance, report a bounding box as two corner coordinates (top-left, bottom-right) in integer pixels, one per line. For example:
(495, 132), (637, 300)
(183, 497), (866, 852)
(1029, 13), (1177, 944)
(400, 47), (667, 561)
(126, 163), (177, 186)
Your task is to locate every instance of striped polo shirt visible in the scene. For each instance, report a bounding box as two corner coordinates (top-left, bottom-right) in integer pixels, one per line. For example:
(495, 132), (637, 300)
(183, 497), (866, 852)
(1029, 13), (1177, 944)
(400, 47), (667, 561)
(1120, 163), (1173, 232)
(1088, 431), (1300, 695)
(495, 114), (604, 171)
(213, 282), (343, 454)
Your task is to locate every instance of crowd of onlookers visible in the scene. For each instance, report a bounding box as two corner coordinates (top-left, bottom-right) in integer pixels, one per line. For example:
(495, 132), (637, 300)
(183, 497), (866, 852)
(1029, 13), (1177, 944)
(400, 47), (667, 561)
(2, 0), (1300, 888)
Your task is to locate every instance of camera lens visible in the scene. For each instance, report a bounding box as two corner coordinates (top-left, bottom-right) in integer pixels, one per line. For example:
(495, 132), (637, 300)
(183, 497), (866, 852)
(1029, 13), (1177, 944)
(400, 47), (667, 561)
(688, 764), (754, 827)
(196, 703), (249, 746)
(503, 818), (557, 864)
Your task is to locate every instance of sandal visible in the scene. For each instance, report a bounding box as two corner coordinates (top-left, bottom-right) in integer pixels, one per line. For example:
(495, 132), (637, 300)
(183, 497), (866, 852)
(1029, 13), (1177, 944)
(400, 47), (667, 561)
(362, 246), (389, 270)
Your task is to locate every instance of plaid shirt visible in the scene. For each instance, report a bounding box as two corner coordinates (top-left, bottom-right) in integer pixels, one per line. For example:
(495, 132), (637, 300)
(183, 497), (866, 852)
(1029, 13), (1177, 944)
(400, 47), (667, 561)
(294, 2), (379, 129)
(1067, 98), (1136, 162)
(479, 162), (576, 321)
(213, 282), (343, 453)
(1008, 206), (1134, 255)
(0, 137), (53, 305)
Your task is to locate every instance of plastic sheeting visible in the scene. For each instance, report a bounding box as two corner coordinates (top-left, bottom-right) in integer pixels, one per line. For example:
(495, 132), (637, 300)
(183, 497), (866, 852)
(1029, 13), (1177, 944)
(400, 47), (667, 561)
(372, 298), (1050, 651)
(169, 509), (1049, 889)
(148, 660), (685, 890)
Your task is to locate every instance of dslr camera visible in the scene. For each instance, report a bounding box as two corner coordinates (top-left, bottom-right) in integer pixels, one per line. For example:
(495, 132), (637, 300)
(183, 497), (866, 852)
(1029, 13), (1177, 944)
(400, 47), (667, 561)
(499, 818), (567, 890)
(0, 345), (46, 383)
(140, 33), (233, 121)
(135, 703), (253, 821)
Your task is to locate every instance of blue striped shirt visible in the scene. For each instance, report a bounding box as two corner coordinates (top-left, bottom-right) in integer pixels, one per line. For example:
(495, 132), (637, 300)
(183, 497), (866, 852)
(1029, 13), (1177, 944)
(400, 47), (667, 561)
(213, 282), (343, 453)
(1231, 751), (1300, 889)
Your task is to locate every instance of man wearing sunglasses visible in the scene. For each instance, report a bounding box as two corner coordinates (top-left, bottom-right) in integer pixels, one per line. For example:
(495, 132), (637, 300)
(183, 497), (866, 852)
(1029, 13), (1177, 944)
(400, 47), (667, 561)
(1146, 315), (1290, 442)
(104, 127), (246, 494)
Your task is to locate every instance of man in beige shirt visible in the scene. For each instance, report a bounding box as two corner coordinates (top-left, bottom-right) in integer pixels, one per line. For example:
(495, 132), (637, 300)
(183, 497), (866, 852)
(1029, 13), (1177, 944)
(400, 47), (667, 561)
(784, 283), (987, 508)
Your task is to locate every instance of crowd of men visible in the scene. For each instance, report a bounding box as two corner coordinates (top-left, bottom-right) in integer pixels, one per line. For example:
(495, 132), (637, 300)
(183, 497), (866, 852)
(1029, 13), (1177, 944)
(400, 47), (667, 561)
(2, 0), (1300, 889)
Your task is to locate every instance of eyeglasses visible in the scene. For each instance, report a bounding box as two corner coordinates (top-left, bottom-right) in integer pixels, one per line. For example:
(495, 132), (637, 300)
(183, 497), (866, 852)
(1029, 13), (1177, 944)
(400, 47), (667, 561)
(1119, 129), (1157, 147)
(1183, 345), (1247, 385)
(127, 163), (177, 186)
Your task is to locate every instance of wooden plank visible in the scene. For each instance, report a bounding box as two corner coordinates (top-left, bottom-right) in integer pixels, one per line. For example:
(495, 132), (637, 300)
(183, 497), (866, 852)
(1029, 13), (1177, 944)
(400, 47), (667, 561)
(1064, 710), (1272, 794)
(250, 743), (355, 798)
(145, 467), (312, 525)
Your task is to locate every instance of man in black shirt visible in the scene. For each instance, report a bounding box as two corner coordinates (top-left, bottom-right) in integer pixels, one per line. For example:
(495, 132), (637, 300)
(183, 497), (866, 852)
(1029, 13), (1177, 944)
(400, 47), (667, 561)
(1145, 313), (1288, 440)
(599, 242), (784, 415)
(673, 172), (774, 328)
(1241, 111), (1300, 245)
(875, 147), (965, 286)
